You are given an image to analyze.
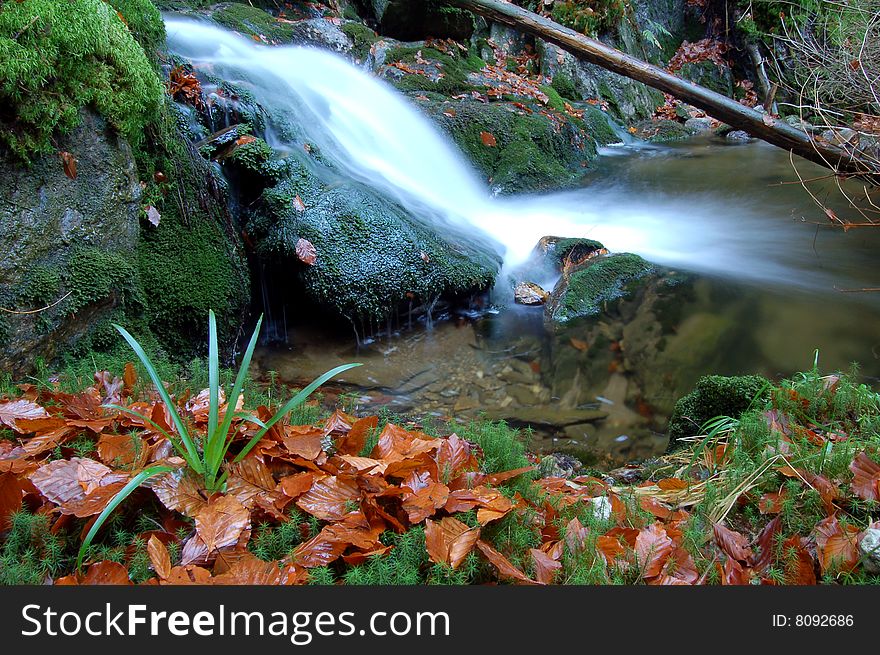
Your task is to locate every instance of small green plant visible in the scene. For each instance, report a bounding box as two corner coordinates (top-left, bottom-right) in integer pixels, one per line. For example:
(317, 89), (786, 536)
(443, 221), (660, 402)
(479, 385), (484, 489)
(76, 309), (360, 569)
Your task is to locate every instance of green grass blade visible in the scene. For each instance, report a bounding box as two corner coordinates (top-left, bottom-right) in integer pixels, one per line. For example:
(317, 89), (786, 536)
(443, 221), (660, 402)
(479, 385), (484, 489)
(75, 465), (174, 571)
(232, 363), (361, 463)
(206, 310), (220, 470)
(103, 404), (195, 467)
(113, 324), (204, 474)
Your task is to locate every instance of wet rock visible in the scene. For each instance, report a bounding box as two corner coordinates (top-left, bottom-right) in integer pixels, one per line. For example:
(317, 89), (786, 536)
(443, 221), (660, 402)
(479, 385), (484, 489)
(0, 111), (141, 376)
(684, 117), (714, 133)
(725, 130), (753, 143)
(859, 527), (880, 573)
(484, 406), (607, 427)
(632, 119), (696, 142)
(678, 60), (734, 98)
(537, 453), (582, 479)
(367, 1), (475, 41)
(514, 282), (549, 306)
(248, 157), (501, 321)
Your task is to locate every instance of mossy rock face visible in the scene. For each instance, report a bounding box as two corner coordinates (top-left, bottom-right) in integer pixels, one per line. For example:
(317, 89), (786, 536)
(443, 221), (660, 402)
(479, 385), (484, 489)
(667, 375), (772, 448)
(678, 60), (734, 99)
(247, 158), (500, 321)
(631, 119), (696, 142)
(0, 111), (143, 376)
(0, 0), (164, 161)
(545, 253), (658, 324)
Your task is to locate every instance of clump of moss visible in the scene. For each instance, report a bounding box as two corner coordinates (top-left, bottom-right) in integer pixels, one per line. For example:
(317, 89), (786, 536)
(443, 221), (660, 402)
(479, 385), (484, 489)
(211, 3), (296, 43)
(551, 0), (626, 37)
(667, 374), (772, 446)
(550, 253), (656, 322)
(551, 73), (579, 101)
(341, 21), (379, 60)
(0, 511), (71, 585)
(107, 0), (165, 61)
(0, 0), (164, 160)
(386, 45), (483, 96)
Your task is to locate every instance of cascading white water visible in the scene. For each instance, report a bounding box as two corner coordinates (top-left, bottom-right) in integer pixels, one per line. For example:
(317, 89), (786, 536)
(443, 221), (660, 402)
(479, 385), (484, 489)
(163, 17), (857, 290)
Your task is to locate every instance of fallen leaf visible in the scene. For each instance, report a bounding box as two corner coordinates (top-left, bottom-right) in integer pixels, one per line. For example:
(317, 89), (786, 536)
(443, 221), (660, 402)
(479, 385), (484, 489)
(782, 535), (817, 585)
(292, 195), (306, 212)
(147, 535), (172, 580)
(425, 517), (480, 569)
(530, 548), (562, 584)
(0, 473), (23, 531)
(635, 522), (674, 579)
(476, 540), (538, 584)
(295, 237), (317, 265)
(480, 131), (497, 147)
(850, 452), (880, 501)
(713, 522), (752, 562)
(82, 561), (132, 585)
(0, 399), (50, 432)
(59, 151), (77, 180)
(296, 475), (360, 521)
(814, 515), (860, 574)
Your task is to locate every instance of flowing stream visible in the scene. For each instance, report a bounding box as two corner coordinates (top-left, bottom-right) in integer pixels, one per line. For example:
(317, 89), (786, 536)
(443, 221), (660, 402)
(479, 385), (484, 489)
(165, 17), (880, 466)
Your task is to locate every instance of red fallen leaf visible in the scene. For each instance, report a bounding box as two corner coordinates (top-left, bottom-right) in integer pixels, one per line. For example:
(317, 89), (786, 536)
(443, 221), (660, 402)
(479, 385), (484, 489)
(96, 433), (147, 469)
(283, 426), (325, 460)
(783, 535), (817, 585)
(0, 399), (50, 432)
(564, 517), (590, 555)
(147, 535), (172, 581)
(342, 545), (393, 566)
(163, 565), (214, 585)
(651, 547), (699, 585)
(718, 556), (752, 585)
(850, 452), (880, 502)
(480, 131), (497, 147)
(476, 540), (538, 584)
(82, 561), (133, 585)
(444, 486), (512, 524)
(145, 205), (161, 227)
(278, 471), (316, 499)
(59, 151), (77, 180)
(442, 108), (457, 118)
(30, 457), (127, 506)
(425, 517), (480, 569)
(295, 237), (316, 265)
(235, 135), (257, 146)
(147, 468), (207, 518)
(596, 533), (629, 565)
(402, 480), (449, 524)
(758, 490), (786, 514)
(486, 466), (535, 486)
(373, 423), (440, 462)
(779, 465), (838, 511)
(336, 455), (386, 475)
(635, 522), (674, 579)
(639, 495), (673, 520)
(530, 548), (562, 584)
(181, 495), (250, 565)
(213, 554), (285, 585)
(750, 515), (782, 572)
(336, 415), (378, 455)
(291, 511), (383, 568)
(0, 473), (23, 531)
(814, 515), (860, 574)
(435, 433), (475, 481)
(123, 363), (137, 395)
(657, 477), (689, 491)
(226, 457), (278, 509)
(61, 481), (128, 517)
(296, 475), (360, 521)
(713, 523), (753, 562)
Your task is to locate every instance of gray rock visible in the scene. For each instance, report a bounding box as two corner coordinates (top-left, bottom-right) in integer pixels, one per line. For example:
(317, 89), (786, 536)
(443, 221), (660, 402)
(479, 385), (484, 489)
(684, 117), (714, 133)
(859, 527), (880, 573)
(726, 130), (753, 143)
(0, 112), (141, 376)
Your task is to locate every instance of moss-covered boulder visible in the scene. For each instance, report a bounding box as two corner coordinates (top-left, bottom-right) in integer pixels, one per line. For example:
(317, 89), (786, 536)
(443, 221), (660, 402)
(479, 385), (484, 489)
(0, 0), (164, 161)
(0, 111), (144, 376)
(666, 375), (771, 448)
(247, 158), (500, 321)
(545, 253), (658, 324)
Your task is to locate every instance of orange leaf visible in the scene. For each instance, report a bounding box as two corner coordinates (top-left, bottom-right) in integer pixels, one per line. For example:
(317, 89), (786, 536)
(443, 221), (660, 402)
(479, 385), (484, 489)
(82, 561), (133, 585)
(147, 468), (206, 518)
(850, 452), (880, 502)
(639, 495), (673, 519)
(476, 540), (538, 584)
(296, 475), (360, 521)
(782, 535), (817, 585)
(0, 399), (49, 432)
(530, 548), (562, 584)
(657, 477), (689, 491)
(635, 522), (673, 579)
(0, 473), (23, 531)
(480, 131), (497, 147)
(425, 517), (480, 569)
(713, 522), (752, 562)
(147, 535), (172, 580)
(59, 151), (77, 180)
(814, 515), (860, 574)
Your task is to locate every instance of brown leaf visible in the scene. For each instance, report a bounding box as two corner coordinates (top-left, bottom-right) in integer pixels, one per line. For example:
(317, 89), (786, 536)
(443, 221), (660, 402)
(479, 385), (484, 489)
(480, 131), (497, 147)
(850, 452), (880, 502)
(814, 515), (860, 574)
(713, 522), (753, 562)
(97, 433), (147, 469)
(476, 540), (538, 584)
(569, 337), (589, 352)
(425, 517), (480, 569)
(486, 466), (535, 486)
(295, 237), (317, 265)
(123, 363), (137, 395)
(657, 478), (689, 491)
(564, 517), (590, 555)
(635, 522), (674, 579)
(29, 457), (126, 506)
(296, 475), (360, 521)
(402, 480), (449, 524)
(283, 426), (325, 460)
(0, 473), (23, 531)
(147, 468), (207, 518)
(181, 495), (250, 565)
(639, 495), (673, 519)
(225, 456), (277, 509)
(718, 556), (752, 585)
(530, 548), (562, 584)
(758, 490), (786, 514)
(82, 561), (132, 585)
(782, 535), (817, 585)
(147, 535), (172, 580)
(213, 554), (284, 585)
(336, 415), (378, 455)
(0, 399), (50, 432)
(750, 515), (782, 572)
(59, 151), (77, 180)
(278, 471), (316, 499)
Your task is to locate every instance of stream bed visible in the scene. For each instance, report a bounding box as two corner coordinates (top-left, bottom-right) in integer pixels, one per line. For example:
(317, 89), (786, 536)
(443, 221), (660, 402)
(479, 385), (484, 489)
(253, 136), (880, 467)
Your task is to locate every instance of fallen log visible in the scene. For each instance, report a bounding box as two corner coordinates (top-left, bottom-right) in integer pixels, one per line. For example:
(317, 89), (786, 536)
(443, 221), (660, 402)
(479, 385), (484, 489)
(446, 0), (877, 179)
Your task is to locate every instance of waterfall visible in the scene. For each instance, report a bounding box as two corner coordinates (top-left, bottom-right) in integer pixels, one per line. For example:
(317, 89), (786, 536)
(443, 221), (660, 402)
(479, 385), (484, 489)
(163, 16), (857, 291)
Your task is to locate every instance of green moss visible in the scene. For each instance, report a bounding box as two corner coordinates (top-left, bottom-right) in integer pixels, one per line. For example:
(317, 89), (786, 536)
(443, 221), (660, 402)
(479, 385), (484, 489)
(341, 21), (379, 60)
(343, 528), (429, 585)
(0, 511), (71, 584)
(19, 265), (61, 307)
(0, 0), (164, 161)
(386, 45), (483, 96)
(540, 85), (567, 112)
(211, 3), (295, 43)
(667, 375), (772, 446)
(551, 0), (626, 36)
(106, 0), (165, 61)
(553, 253), (656, 322)
(551, 73), (579, 101)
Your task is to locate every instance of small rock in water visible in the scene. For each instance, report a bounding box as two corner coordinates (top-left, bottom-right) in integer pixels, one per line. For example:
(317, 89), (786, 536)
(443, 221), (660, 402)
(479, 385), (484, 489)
(514, 281), (549, 306)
